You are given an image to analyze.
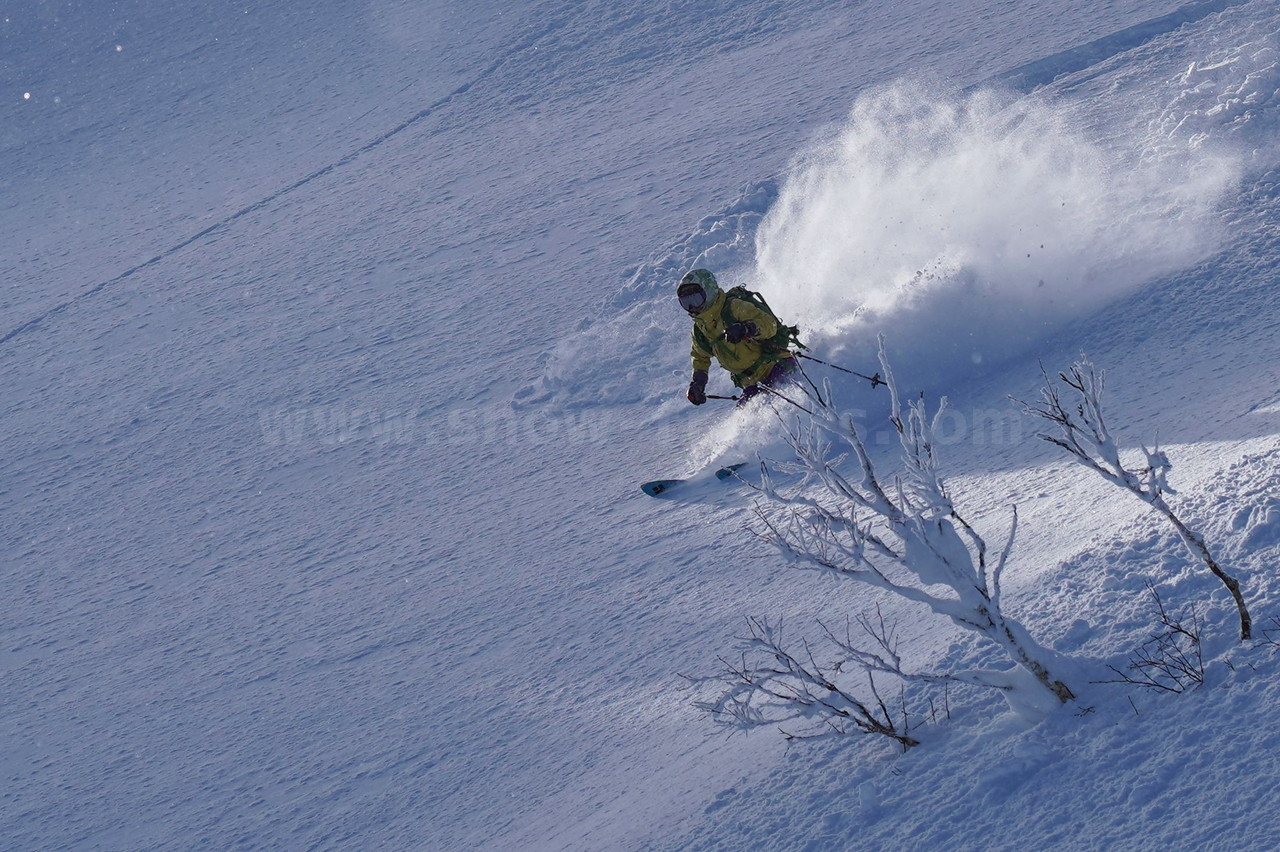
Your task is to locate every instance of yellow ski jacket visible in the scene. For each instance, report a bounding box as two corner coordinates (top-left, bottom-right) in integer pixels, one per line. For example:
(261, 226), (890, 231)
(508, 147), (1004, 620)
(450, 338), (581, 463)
(690, 291), (789, 388)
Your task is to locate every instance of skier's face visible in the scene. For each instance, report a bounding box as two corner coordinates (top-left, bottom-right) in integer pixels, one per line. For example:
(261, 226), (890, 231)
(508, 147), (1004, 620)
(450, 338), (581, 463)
(678, 287), (707, 315)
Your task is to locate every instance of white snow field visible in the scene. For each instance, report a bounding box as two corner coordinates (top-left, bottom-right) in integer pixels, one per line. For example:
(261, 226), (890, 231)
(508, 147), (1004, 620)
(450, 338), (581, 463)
(3, 0), (1279, 849)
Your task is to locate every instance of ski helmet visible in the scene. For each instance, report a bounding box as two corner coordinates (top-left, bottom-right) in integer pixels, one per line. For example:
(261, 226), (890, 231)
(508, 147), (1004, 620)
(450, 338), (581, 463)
(677, 268), (720, 315)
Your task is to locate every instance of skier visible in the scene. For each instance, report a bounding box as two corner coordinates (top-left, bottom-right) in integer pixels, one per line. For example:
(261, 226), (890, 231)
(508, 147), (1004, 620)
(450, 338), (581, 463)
(676, 268), (799, 407)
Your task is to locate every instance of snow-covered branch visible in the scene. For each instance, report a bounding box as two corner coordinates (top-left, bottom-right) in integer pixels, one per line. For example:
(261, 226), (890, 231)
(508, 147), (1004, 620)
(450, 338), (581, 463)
(820, 608), (1015, 695)
(1018, 356), (1252, 641)
(750, 338), (1077, 711)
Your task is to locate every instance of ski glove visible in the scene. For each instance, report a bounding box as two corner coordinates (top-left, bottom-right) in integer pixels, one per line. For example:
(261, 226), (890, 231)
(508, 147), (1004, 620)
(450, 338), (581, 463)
(724, 321), (758, 344)
(687, 369), (709, 405)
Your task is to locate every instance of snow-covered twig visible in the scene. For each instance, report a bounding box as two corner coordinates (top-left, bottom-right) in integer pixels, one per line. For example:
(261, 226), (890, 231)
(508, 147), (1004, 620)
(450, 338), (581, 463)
(1017, 357), (1252, 641)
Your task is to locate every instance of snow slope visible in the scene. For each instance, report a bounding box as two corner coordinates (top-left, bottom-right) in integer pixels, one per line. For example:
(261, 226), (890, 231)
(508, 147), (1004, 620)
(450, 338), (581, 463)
(3, 0), (1278, 850)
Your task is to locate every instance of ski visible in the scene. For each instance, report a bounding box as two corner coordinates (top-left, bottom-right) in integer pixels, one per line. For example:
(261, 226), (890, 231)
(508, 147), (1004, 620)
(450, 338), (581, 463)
(641, 463), (748, 497)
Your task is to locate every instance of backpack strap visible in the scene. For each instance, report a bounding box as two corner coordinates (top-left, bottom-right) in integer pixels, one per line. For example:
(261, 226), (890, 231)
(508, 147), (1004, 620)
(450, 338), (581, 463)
(720, 291), (740, 326)
(692, 324), (713, 355)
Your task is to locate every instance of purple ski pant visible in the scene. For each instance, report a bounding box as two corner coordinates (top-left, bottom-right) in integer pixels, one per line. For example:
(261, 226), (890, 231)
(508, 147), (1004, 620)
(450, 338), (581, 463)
(737, 357), (800, 407)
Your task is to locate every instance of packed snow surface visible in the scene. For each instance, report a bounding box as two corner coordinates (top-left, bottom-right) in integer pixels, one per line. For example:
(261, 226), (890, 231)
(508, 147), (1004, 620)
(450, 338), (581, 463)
(3, 0), (1280, 850)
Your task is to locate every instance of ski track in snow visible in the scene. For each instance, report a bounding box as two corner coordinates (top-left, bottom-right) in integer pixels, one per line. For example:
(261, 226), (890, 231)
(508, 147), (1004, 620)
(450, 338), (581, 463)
(4, 0), (1280, 850)
(0, 14), (571, 349)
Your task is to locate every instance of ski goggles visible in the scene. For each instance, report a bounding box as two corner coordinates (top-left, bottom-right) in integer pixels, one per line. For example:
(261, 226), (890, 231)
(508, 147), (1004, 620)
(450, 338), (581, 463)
(678, 287), (707, 314)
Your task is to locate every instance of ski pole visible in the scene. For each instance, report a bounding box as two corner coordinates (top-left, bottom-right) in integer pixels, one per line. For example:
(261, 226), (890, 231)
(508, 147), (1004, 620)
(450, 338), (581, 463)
(796, 353), (884, 388)
(707, 393), (740, 401)
(761, 384), (815, 415)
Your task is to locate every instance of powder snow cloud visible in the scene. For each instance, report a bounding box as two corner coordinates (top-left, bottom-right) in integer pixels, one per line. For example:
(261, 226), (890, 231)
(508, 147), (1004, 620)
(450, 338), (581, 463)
(753, 83), (1242, 391)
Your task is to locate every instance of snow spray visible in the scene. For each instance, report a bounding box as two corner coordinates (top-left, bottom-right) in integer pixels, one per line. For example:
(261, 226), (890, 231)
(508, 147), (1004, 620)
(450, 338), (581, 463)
(752, 83), (1241, 392)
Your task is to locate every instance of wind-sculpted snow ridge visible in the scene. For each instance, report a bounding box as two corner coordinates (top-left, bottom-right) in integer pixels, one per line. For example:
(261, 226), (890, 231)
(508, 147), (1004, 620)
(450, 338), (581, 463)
(988, 0), (1256, 93)
(512, 180), (777, 410)
(1211, 445), (1280, 574)
(1147, 3), (1279, 160)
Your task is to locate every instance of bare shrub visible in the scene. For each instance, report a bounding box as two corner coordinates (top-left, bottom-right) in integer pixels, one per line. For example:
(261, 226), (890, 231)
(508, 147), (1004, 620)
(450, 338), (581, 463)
(1101, 582), (1205, 693)
(685, 617), (920, 748)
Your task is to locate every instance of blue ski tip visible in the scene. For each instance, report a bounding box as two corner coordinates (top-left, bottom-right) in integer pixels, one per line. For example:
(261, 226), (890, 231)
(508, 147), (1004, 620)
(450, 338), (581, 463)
(641, 479), (683, 497)
(641, 463), (749, 497)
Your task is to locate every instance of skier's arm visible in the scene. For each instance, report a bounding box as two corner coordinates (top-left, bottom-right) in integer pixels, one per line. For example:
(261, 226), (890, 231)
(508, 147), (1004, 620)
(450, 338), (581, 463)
(690, 329), (712, 372)
(727, 299), (778, 339)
